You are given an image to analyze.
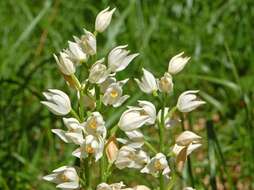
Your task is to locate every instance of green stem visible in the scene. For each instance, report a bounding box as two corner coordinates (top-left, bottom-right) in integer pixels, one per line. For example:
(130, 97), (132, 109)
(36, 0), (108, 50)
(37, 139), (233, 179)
(166, 106), (177, 119)
(79, 158), (86, 188)
(187, 157), (194, 187)
(187, 116), (195, 187)
(84, 156), (92, 190)
(159, 94), (166, 153)
(70, 109), (81, 122)
(180, 114), (195, 187)
(166, 174), (177, 190)
(70, 74), (82, 90)
(95, 85), (102, 111)
(100, 152), (106, 182)
(144, 140), (157, 154)
(159, 173), (164, 190)
(79, 90), (85, 121)
(109, 125), (119, 136)
(104, 163), (113, 182)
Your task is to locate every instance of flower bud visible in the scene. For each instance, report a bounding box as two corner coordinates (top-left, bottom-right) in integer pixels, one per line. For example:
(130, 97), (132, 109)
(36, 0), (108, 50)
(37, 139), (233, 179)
(108, 45), (139, 73)
(115, 146), (149, 169)
(74, 29), (96, 55)
(177, 90), (206, 113)
(134, 185), (151, 190)
(88, 58), (109, 84)
(54, 52), (76, 75)
(43, 166), (79, 189)
(118, 100), (156, 131)
(176, 130), (202, 146)
(95, 7), (116, 33)
(105, 136), (119, 163)
(183, 187), (196, 190)
(168, 52), (190, 74)
(135, 68), (158, 94)
(41, 89), (71, 116)
(66, 41), (87, 64)
(158, 72), (173, 93)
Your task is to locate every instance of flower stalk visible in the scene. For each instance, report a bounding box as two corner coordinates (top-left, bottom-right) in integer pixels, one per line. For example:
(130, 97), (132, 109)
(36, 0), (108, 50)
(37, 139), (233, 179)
(84, 156), (92, 190)
(41, 6), (206, 190)
(70, 108), (81, 122)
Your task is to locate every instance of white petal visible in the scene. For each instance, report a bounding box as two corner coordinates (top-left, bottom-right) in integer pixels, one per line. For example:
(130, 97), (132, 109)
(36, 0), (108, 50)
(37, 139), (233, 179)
(113, 95), (129, 107)
(42, 173), (58, 182)
(72, 148), (82, 158)
(51, 129), (69, 143)
(56, 181), (79, 189)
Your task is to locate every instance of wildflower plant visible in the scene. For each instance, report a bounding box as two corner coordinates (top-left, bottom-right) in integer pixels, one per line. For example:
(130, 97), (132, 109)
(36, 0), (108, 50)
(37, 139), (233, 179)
(41, 7), (205, 190)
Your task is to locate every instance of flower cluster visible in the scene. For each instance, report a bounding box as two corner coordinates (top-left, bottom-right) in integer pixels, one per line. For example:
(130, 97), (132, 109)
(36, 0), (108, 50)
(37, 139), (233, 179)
(41, 7), (205, 190)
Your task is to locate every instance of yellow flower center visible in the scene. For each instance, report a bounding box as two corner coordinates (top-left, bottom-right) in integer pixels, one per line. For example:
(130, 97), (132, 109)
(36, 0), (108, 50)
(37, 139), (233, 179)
(88, 118), (97, 129)
(59, 174), (69, 182)
(140, 110), (148, 116)
(154, 160), (163, 170)
(161, 79), (169, 86)
(110, 90), (118, 98)
(69, 128), (75, 132)
(85, 145), (95, 154)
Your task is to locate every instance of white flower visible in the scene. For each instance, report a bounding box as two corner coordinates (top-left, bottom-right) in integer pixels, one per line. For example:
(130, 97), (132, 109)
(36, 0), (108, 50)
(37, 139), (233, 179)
(74, 29), (96, 55)
(43, 166), (79, 189)
(108, 45), (139, 73)
(173, 131), (202, 171)
(183, 187), (195, 190)
(88, 58), (109, 84)
(168, 52), (190, 74)
(72, 135), (104, 161)
(141, 153), (170, 177)
(41, 89), (71, 116)
(102, 79), (129, 107)
(65, 41), (87, 64)
(175, 130), (202, 146)
(117, 130), (144, 148)
(83, 112), (106, 139)
(118, 100), (156, 131)
(135, 68), (158, 94)
(96, 183), (149, 190)
(115, 146), (149, 169)
(97, 182), (125, 190)
(52, 117), (83, 143)
(172, 143), (201, 157)
(100, 77), (116, 93)
(54, 52), (76, 75)
(95, 7), (116, 33)
(134, 186), (151, 190)
(158, 72), (173, 93)
(125, 130), (144, 148)
(177, 90), (206, 113)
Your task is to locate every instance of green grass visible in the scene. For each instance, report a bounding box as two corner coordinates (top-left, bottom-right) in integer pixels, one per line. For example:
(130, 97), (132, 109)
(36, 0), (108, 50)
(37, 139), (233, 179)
(1, 0), (254, 189)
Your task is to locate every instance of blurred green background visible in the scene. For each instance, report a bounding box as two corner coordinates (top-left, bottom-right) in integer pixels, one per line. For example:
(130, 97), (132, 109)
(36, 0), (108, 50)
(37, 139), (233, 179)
(1, 0), (254, 189)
